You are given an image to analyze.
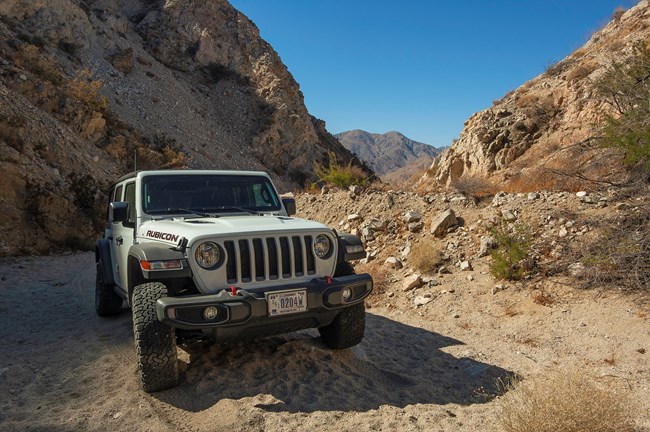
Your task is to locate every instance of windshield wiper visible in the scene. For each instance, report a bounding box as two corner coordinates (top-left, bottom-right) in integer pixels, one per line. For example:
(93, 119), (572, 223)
(148, 208), (213, 217)
(203, 206), (260, 215)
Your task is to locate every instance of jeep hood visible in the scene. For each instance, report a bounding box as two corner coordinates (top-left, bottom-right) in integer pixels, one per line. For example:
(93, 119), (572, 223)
(137, 216), (331, 245)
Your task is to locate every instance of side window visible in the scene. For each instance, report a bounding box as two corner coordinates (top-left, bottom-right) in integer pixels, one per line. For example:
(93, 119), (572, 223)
(105, 188), (115, 223)
(124, 182), (136, 222)
(114, 185), (123, 201)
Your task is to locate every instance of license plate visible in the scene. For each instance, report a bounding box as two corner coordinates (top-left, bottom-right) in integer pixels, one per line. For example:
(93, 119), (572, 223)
(266, 289), (307, 317)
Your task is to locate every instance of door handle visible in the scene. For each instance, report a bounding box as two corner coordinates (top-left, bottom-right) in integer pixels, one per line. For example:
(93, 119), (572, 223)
(116, 236), (123, 246)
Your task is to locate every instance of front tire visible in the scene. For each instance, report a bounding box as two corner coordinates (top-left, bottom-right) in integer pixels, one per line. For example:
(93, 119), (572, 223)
(95, 260), (122, 316)
(319, 262), (366, 349)
(132, 282), (179, 392)
(318, 302), (366, 349)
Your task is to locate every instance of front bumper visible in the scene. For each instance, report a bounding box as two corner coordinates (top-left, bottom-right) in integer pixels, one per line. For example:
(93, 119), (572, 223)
(155, 273), (373, 334)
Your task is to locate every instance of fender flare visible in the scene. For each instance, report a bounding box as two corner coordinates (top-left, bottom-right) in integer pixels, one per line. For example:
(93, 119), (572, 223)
(337, 233), (366, 263)
(129, 243), (187, 263)
(95, 238), (115, 286)
(127, 243), (191, 284)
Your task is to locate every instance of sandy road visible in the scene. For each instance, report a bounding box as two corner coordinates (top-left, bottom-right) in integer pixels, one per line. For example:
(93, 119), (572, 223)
(0, 252), (647, 432)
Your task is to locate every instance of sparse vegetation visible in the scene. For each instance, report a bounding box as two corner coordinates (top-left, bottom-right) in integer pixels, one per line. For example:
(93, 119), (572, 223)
(316, 150), (368, 188)
(409, 240), (443, 274)
(499, 369), (639, 432)
(566, 59), (598, 82)
(612, 6), (627, 22)
(594, 41), (650, 178)
(0, 118), (25, 152)
(65, 69), (108, 112)
(14, 44), (63, 84)
(579, 206), (650, 291)
(450, 175), (497, 200)
(204, 62), (250, 86)
(490, 224), (532, 281)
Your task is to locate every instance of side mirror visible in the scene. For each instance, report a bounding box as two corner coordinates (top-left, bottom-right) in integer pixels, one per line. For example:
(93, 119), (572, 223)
(281, 197), (296, 216)
(110, 202), (129, 223)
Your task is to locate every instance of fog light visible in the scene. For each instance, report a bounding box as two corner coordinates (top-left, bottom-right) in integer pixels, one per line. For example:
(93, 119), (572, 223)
(203, 306), (219, 320)
(342, 288), (352, 302)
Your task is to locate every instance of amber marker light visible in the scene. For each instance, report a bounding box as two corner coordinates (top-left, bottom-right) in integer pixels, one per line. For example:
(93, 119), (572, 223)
(140, 260), (183, 271)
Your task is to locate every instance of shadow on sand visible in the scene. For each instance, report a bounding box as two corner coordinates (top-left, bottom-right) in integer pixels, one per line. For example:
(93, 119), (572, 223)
(156, 313), (516, 413)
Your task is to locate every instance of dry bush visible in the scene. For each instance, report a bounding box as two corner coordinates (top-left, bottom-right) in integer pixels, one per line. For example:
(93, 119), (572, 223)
(0, 119), (25, 152)
(612, 6), (626, 22)
(450, 175), (497, 199)
(532, 288), (554, 306)
(502, 169), (586, 193)
(499, 369), (640, 432)
(579, 206), (650, 291)
(409, 239), (443, 274)
(14, 44), (63, 84)
(65, 69), (108, 112)
(566, 59), (598, 82)
(516, 92), (539, 109)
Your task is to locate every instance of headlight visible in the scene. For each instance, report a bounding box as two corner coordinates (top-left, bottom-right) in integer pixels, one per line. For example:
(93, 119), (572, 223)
(314, 234), (331, 258)
(195, 241), (221, 269)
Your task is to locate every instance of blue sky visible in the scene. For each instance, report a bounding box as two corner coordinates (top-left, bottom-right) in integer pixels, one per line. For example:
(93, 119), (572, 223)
(230, 1), (636, 148)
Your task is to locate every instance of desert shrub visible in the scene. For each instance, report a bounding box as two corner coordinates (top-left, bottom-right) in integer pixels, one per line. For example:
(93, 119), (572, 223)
(409, 240), (443, 274)
(566, 59), (598, 82)
(68, 173), (102, 215)
(594, 42), (650, 178)
(57, 40), (81, 57)
(516, 92), (539, 109)
(499, 369), (639, 432)
(490, 224), (532, 280)
(502, 169), (586, 193)
(65, 69), (108, 112)
(204, 63), (250, 86)
(612, 6), (626, 22)
(316, 150), (368, 188)
(14, 44), (63, 84)
(450, 175), (497, 199)
(0, 119), (25, 152)
(579, 205), (650, 291)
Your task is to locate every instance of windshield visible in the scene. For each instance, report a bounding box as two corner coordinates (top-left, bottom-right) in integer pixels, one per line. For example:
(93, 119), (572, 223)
(141, 174), (282, 215)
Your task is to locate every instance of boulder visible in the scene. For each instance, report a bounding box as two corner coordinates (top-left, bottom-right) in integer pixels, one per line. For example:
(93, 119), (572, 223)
(430, 209), (458, 238)
(501, 209), (517, 222)
(403, 210), (422, 224)
(478, 235), (496, 257)
(385, 257), (403, 269)
(402, 274), (424, 291)
(111, 48), (134, 74)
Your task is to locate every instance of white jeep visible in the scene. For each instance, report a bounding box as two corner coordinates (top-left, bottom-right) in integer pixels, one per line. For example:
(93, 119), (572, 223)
(95, 170), (372, 392)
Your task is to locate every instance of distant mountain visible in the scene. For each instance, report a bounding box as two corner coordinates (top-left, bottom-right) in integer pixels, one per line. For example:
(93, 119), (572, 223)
(335, 130), (442, 182)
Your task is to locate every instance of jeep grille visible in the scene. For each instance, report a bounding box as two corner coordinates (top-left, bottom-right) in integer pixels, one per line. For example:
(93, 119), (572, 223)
(223, 235), (316, 283)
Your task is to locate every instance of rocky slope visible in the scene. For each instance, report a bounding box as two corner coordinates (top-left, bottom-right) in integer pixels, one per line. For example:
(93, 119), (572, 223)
(423, 2), (649, 191)
(0, 0), (367, 256)
(1, 184), (648, 431)
(336, 130), (441, 183)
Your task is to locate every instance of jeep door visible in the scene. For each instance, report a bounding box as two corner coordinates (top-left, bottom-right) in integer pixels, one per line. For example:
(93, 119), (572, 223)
(110, 181), (136, 294)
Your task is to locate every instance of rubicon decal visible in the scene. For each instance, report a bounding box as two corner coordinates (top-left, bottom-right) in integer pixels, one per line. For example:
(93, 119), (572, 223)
(145, 230), (179, 242)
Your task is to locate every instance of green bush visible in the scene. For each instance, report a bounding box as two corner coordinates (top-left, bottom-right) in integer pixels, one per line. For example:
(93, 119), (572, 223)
(594, 42), (650, 177)
(490, 224), (532, 280)
(316, 151), (368, 188)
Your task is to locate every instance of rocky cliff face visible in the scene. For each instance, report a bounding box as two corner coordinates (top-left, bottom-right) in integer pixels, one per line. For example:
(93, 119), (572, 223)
(0, 0), (367, 256)
(424, 2), (649, 190)
(336, 130), (441, 183)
